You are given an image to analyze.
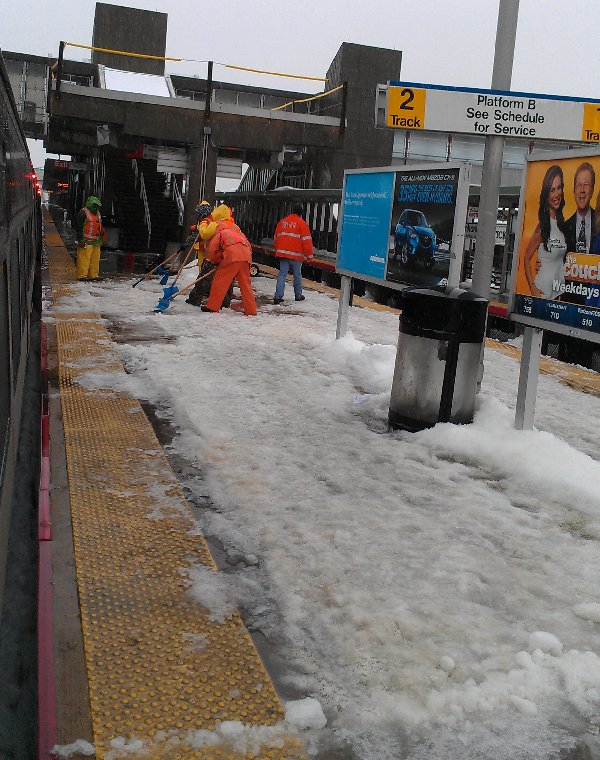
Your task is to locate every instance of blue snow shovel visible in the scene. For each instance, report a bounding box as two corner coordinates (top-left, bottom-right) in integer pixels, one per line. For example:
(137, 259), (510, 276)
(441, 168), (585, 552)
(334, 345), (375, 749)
(153, 267), (216, 313)
(132, 231), (200, 288)
(153, 284), (179, 313)
(155, 266), (173, 285)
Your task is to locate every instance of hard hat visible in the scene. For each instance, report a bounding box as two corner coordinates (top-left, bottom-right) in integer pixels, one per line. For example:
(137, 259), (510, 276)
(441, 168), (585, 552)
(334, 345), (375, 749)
(195, 200), (211, 220)
(86, 195), (102, 209)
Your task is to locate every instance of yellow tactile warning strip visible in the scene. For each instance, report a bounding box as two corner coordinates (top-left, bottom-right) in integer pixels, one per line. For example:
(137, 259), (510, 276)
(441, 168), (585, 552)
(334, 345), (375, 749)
(258, 261), (600, 396)
(488, 339), (600, 398)
(257, 263), (401, 313)
(48, 270), (304, 754)
(45, 227), (77, 301)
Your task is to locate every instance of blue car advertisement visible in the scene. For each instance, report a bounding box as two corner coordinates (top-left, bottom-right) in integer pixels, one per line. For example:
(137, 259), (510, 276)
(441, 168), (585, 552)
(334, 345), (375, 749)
(337, 164), (468, 290)
(386, 167), (460, 288)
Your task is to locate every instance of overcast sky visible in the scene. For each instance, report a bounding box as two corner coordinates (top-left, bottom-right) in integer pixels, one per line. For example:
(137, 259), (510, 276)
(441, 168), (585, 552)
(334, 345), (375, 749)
(6, 0), (600, 168)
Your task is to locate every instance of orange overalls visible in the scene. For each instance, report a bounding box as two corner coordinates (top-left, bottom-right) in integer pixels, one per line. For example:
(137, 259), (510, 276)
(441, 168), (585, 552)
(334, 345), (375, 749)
(205, 222), (257, 316)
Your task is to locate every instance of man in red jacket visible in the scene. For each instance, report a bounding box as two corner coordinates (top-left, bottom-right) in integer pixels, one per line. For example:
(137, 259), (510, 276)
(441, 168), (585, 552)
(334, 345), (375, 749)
(202, 205), (257, 316)
(273, 205), (313, 304)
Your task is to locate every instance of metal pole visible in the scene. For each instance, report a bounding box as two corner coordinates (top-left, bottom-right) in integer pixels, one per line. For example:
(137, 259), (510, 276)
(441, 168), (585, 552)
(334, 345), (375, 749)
(205, 61), (213, 119)
(339, 82), (348, 134)
(55, 41), (65, 98)
(336, 275), (352, 339)
(515, 326), (543, 430)
(471, 0), (520, 299)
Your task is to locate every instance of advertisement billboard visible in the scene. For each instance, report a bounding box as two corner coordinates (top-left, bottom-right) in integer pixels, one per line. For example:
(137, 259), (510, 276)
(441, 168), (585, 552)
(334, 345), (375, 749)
(336, 163), (470, 290)
(385, 81), (600, 143)
(509, 148), (600, 342)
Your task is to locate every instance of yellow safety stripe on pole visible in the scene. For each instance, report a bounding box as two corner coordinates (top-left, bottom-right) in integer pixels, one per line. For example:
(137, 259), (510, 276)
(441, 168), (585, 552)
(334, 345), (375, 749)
(224, 64), (327, 82)
(64, 41), (182, 62)
(271, 83), (345, 111)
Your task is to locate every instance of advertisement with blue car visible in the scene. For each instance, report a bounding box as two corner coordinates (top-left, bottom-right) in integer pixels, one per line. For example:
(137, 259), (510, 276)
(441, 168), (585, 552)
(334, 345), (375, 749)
(336, 162), (470, 291)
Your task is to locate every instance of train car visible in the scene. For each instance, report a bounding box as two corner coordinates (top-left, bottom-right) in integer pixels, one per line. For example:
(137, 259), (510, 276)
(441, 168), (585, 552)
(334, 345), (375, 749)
(0, 48), (42, 613)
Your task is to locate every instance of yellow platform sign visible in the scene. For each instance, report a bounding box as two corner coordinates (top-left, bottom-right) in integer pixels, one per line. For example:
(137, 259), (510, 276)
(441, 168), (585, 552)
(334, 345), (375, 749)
(582, 103), (600, 142)
(386, 85), (426, 129)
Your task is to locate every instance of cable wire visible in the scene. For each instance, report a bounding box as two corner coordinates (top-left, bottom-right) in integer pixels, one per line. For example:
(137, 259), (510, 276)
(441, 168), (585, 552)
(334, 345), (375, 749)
(62, 43), (327, 81)
(64, 42), (182, 62)
(271, 84), (345, 112)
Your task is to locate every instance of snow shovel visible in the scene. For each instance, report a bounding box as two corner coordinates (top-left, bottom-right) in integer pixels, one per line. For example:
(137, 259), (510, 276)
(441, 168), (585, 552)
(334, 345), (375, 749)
(131, 232), (199, 288)
(169, 243), (196, 288)
(153, 266), (216, 313)
(155, 266), (172, 285)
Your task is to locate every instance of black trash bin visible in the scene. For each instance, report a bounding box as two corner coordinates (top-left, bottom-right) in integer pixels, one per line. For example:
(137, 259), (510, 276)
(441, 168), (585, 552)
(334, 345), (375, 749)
(388, 286), (489, 432)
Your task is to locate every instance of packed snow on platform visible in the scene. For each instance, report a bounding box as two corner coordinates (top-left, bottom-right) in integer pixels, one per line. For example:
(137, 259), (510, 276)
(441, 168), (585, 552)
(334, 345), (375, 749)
(63, 272), (600, 759)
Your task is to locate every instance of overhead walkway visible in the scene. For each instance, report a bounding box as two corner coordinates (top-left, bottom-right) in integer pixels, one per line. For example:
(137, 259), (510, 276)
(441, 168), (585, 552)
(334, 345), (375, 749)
(43, 210), (305, 760)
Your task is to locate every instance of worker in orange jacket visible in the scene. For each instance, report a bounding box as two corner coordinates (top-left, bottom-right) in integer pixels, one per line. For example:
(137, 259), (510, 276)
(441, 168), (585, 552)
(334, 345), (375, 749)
(74, 195), (106, 280)
(185, 201), (232, 308)
(202, 205), (257, 316)
(273, 205), (313, 304)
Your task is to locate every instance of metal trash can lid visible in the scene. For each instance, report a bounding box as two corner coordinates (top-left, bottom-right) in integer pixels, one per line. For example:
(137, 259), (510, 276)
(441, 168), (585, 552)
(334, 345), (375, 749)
(399, 286), (489, 341)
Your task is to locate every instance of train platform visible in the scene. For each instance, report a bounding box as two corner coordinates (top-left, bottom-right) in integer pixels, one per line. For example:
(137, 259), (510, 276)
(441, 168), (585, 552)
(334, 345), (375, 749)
(41, 211), (600, 760)
(42, 212), (307, 760)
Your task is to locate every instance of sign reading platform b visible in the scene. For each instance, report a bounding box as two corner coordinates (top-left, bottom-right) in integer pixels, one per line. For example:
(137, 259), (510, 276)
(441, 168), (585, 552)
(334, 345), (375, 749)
(385, 81), (600, 143)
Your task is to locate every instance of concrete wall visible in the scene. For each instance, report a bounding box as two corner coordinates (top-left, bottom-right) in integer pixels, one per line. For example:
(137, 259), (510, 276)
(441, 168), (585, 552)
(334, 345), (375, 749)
(313, 43), (402, 188)
(92, 3), (167, 75)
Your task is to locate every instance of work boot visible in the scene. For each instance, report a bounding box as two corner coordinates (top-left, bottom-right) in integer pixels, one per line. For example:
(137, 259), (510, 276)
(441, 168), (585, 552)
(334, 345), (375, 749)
(295, 294), (305, 301)
(273, 297), (283, 304)
(200, 305), (216, 313)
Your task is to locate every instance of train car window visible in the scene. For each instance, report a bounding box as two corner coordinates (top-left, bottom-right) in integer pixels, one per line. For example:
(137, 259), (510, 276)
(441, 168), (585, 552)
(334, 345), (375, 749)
(0, 262), (10, 479)
(9, 237), (21, 386)
(19, 229), (27, 335)
(0, 141), (6, 228)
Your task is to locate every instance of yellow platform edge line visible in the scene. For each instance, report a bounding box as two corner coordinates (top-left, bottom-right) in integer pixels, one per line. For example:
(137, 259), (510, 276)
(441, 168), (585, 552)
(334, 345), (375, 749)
(45, 221), (304, 759)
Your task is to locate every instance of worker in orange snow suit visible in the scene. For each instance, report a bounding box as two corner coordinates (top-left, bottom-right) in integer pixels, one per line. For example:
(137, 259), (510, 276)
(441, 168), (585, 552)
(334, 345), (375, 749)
(273, 204), (313, 303)
(201, 205), (257, 316)
(185, 201), (233, 307)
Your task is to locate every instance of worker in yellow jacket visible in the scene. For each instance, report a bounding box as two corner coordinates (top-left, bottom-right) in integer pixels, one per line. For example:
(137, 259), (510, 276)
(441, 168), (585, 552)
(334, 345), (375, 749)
(186, 202), (235, 307)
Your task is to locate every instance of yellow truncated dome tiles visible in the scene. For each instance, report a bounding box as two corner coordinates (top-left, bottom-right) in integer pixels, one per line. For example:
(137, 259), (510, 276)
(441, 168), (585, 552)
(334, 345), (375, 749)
(50, 245), (304, 759)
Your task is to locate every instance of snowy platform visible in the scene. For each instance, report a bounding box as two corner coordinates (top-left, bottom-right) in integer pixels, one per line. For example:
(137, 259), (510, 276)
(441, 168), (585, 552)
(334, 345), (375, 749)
(43, 210), (600, 760)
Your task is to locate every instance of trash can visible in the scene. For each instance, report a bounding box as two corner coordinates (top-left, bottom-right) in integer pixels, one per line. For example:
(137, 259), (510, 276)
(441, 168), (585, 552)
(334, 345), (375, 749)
(388, 286), (488, 432)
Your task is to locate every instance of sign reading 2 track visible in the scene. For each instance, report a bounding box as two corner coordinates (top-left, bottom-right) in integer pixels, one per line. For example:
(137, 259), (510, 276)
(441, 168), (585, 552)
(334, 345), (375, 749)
(386, 82), (600, 143)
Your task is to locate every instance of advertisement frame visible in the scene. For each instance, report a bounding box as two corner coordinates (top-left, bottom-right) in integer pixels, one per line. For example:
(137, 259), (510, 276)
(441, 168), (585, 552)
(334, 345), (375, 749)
(508, 146), (600, 345)
(335, 161), (471, 291)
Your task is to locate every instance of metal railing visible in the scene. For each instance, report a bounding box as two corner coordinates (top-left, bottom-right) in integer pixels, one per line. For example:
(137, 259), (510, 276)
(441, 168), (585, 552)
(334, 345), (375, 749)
(170, 175), (185, 226)
(139, 173), (151, 250)
(216, 189), (341, 256)
(237, 167), (277, 194)
(217, 189), (514, 285)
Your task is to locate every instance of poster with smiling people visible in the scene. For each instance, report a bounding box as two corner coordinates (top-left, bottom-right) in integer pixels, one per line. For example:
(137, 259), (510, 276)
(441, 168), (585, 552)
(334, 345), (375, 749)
(510, 148), (600, 340)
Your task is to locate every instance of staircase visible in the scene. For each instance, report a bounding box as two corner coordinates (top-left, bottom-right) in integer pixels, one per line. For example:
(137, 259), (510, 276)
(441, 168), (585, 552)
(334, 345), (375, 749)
(105, 152), (181, 254)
